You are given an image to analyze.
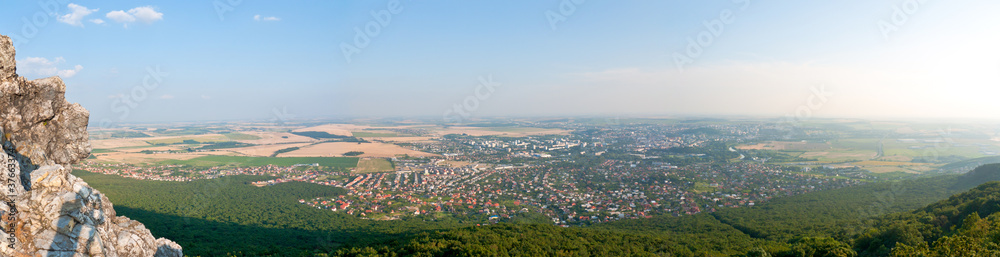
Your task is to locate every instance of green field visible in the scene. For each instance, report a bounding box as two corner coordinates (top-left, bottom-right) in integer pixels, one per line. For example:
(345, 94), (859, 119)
(149, 127), (215, 136)
(355, 158), (394, 173)
(91, 149), (117, 154)
(829, 139), (879, 152)
(109, 145), (156, 150)
(801, 149), (877, 162)
(102, 131), (152, 138)
(145, 135), (231, 145)
(223, 132), (262, 140)
(158, 155), (359, 168)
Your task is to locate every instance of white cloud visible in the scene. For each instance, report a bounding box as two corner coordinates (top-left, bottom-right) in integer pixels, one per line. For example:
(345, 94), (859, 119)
(160, 95), (174, 99)
(105, 6), (163, 27)
(58, 65), (84, 78)
(90, 19), (105, 25)
(106, 10), (134, 23)
(17, 57), (84, 78)
(129, 6), (164, 23)
(201, 95), (212, 100)
(254, 15), (280, 21)
(58, 3), (98, 27)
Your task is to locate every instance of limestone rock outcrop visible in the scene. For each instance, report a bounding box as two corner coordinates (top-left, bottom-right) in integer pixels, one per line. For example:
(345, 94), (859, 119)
(0, 34), (182, 257)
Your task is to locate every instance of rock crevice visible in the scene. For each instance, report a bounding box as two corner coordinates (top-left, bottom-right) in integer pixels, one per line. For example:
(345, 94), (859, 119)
(0, 34), (182, 257)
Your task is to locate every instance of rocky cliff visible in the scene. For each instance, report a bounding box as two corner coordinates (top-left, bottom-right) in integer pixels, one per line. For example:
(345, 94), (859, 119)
(0, 34), (182, 257)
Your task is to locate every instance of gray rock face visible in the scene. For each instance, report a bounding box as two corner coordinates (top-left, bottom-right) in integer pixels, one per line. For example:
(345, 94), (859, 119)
(0, 34), (182, 257)
(0, 40), (91, 166)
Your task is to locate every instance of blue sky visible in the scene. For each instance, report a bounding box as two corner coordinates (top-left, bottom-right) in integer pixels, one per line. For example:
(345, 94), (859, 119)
(2, 1), (999, 124)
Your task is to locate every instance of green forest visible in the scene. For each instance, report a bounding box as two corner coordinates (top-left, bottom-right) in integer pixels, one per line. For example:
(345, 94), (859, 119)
(73, 163), (1000, 256)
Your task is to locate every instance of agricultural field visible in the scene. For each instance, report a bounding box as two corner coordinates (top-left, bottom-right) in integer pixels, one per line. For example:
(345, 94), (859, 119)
(227, 143), (314, 157)
(848, 160), (933, 174)
(882, 138), (999, 160)
(157, 155), (359, 168)
(90, 138), (152, 149)
(736, 141), (831, 151)
(829, 139), (879, 152)
(235, 131), (316, 145)
(293, 124), (386, 137)
(99, 131), (151, 138)
(278, 142), (438, 158)
(354, 158), (394, 173)
(739, 127), (1000, 175)
(352, 131), (411, 137)
(89, 151), (215, 164)
(432, 126), (570, 137)
(145, 134), (232, 145)
(798, 150), (877, 163)
(86, 122), (448, 165)
(222, 132), (262, 140)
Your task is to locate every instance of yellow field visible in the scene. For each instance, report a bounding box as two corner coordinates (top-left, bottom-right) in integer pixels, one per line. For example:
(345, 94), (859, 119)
(877, 155), (913, 162)
(91, 138), (152, 149)
(861, 166), (924, 174)
(91, 151), (227, 164)
(852, 161), (924, 166)
(145, 134), (230, 145)
(236, 132), (316, 145)
(737, 141), (830, 151)
(368, 137), (437, 143)
(227, 143), (314, 157)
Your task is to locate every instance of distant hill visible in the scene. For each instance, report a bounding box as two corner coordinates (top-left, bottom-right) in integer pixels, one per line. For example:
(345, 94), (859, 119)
(934, 155), (1000, 174)
(854, 181), (1000, 256)
(953, 163), (1000, 190)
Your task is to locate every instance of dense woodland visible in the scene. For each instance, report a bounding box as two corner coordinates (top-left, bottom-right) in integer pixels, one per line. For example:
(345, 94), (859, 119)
(73, 172), (469, 256)
(74, 163), (1000, 256)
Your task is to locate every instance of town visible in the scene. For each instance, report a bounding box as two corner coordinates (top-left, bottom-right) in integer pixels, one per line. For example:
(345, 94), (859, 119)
(79, 121), (885, 226)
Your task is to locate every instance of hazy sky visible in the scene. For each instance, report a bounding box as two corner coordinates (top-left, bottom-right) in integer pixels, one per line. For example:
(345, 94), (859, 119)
(2, 1), (999, 124)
